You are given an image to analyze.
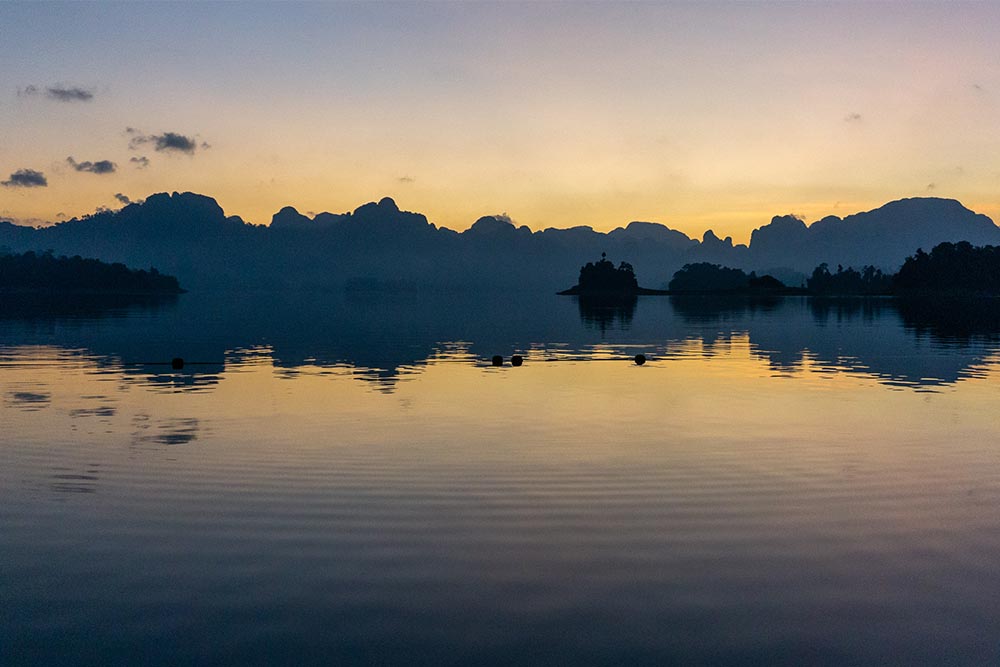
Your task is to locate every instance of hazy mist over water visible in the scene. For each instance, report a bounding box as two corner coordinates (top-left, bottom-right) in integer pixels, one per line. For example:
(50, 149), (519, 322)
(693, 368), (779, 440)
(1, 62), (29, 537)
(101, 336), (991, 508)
(4, 292), (1000, 664)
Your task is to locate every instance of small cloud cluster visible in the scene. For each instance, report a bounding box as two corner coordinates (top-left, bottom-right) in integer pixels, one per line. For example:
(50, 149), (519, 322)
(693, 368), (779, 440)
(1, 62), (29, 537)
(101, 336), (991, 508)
(127, 127), (204, 154)
(48, 86), (94, 102)
(2, 169), (48, 188)
(398, 176), (415, 184)
(67, 156), (116, 174)
(19, 84), (95, 102)
(130, 156), (150, 169)
(844, 112), (863, 123)
(114, 193), (140, 206)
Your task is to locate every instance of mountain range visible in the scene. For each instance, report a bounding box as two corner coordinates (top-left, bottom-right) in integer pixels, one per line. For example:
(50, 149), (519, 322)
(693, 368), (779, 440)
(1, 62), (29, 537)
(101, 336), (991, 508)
(2, 194), (997, 290)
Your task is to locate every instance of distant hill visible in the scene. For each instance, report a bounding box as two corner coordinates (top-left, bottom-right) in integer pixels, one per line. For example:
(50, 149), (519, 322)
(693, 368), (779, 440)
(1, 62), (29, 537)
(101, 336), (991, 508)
(748, 198), (1000, 273)
(1, 193), (996, 291)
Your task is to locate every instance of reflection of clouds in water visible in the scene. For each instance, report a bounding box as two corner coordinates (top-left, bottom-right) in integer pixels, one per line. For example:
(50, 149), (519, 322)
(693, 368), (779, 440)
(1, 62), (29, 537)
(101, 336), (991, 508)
(132, 416), (200, 446)
(69, 405), (117, 418)
(49, 464), (100, 495)
(67, 396), (119, 435)
(5, 390), (51, 411)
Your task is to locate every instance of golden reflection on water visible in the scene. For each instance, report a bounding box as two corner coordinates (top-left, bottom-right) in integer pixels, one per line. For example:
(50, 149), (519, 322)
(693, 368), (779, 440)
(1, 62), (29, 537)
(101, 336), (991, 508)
(5, 337), (1000, 470)
(6, 334), (1000, 664)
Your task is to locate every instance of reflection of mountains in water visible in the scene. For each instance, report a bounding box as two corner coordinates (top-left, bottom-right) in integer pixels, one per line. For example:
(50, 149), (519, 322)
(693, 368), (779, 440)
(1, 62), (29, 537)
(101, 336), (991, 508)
(670, 295), (999, 387)
(1, 291), (998, 391)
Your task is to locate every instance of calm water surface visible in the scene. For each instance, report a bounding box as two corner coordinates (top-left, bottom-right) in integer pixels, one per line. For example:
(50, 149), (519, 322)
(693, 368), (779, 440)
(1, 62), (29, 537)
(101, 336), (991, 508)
(3, 292), (1000, 664)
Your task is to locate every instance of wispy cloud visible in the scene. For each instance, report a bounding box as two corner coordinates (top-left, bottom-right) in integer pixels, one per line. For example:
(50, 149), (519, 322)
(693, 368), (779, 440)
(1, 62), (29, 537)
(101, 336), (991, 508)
(844, 112), (863, 123)
(47, 86), (94, 102)
(67, 157), (116, 174)
(114, 193), (133, 205)
(398, 176), (415, 183)
(19, 84), (95, 102)
(130, 156), (150, 169)
(2, 169), (48, 187)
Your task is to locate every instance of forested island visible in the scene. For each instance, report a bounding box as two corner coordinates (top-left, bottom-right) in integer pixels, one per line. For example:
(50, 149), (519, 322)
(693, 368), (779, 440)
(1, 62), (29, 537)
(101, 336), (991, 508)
(668, 263), (803, 294)
(558, 253), (668, 296)
(560, 253), (796, 296)
(0, 249), (183, 294)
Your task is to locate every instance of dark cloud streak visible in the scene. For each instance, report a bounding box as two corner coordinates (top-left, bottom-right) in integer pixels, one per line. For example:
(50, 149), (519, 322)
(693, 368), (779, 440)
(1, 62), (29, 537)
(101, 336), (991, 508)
(18, 84), (94, 101)
(2, 169), (48, 187)
(67, 157), (117, 174)
(130, 156), (150, 169)
(47, 86), (94, 102)
(127, 128), (202, 154)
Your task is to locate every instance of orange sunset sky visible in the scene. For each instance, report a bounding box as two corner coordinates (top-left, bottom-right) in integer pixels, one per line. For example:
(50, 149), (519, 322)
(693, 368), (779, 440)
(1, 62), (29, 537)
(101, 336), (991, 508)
(2, 2), (999, 243)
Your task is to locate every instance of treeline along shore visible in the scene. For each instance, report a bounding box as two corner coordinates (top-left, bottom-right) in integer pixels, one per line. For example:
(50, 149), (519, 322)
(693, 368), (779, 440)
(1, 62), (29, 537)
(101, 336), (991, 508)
(0, 249), (183, 294)
(563, 242), (1000, 298)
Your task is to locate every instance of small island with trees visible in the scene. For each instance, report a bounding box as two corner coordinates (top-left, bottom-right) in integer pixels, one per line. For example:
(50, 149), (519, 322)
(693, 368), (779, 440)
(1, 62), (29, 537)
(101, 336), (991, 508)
(0, 249), (184, 294)
(558, 253), (668, 296)
(668, 263), (803, 294)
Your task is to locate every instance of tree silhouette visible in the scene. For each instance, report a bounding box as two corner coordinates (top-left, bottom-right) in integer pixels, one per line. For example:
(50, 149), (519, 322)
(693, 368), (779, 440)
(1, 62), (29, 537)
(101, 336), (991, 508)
(669, 263), (785, 292)
(894, 241), (1000, 294)
(575, 253), (639, 292)
(0, 250), (182, 293)
(806, 262), (891, 295)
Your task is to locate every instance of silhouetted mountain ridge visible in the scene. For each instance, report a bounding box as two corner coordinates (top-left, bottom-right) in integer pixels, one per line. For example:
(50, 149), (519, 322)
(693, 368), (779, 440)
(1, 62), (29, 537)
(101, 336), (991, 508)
(749, 198), (1000, 273)
(1, 192), (997, 290)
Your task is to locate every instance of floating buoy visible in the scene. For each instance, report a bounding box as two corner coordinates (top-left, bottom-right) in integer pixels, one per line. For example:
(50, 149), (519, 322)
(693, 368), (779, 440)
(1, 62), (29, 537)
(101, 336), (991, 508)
(511, 354), (523, 367)
(491, 355), (503, 367)
(634, 354), (646, 366)
(171, 357), (185, 369)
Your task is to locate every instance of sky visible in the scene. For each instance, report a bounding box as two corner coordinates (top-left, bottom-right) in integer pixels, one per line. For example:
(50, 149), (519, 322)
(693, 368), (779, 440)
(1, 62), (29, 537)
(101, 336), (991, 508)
(1, 1), (999, 243)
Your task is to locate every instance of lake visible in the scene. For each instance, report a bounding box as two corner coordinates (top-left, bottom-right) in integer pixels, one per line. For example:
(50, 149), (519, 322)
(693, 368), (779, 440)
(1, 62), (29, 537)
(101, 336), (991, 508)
(3, 291), (1000, 664)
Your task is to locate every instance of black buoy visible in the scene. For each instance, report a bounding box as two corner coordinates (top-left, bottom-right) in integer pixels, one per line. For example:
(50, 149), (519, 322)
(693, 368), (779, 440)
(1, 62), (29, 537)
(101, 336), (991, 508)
(511, 354), (523, 367)
(171, 357), (185, 370)
(491, 355), (503, 367)
(634, 354), (646, 366)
